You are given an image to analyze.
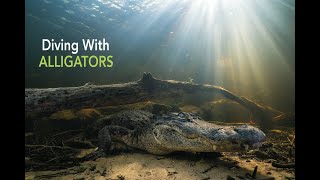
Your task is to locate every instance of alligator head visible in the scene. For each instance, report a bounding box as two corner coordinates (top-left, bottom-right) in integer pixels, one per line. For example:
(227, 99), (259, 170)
(151, 112), (266, 153)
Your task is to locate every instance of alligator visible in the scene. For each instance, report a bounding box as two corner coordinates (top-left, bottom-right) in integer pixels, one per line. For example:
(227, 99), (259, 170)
(94, 110), (266, 155)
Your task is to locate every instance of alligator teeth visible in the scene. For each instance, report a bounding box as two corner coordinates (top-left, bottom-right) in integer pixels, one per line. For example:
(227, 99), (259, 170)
(212, 145), (217, 151)
(252, 142), (262, 148)
(244, 144), (249, 151)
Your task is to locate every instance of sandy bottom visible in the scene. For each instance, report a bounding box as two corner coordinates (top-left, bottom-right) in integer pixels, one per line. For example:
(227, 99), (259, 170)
(25, 152), (294, 180)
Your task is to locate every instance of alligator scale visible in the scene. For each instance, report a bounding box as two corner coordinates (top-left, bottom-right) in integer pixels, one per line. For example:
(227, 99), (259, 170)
(95, 110), (266, 155)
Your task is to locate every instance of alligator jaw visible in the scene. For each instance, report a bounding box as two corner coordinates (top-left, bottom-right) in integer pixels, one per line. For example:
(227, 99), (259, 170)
(152, 121), (266, 153)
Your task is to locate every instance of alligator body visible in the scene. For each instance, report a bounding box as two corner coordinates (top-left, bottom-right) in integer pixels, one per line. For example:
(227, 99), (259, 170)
(96, 110), (266, 155)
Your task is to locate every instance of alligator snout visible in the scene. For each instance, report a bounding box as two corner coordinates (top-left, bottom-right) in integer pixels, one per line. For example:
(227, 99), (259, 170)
(202, 124), (266, 150)
(158, 118), (266, 152)
(233, 125), (266, 146)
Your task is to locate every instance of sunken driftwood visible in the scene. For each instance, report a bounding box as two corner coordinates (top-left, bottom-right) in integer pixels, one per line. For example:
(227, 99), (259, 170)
(25, 72), (284, 128)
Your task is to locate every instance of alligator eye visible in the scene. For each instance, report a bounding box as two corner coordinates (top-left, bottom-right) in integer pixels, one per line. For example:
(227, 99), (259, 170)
(178, 112), (185, 118)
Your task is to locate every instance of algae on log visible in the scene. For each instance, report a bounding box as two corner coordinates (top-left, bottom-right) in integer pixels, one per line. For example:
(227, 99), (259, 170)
(25, 72), (284, 128)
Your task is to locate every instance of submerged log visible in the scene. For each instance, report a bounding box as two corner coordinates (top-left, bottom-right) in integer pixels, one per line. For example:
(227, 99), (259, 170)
(25, 72), (284, 128)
